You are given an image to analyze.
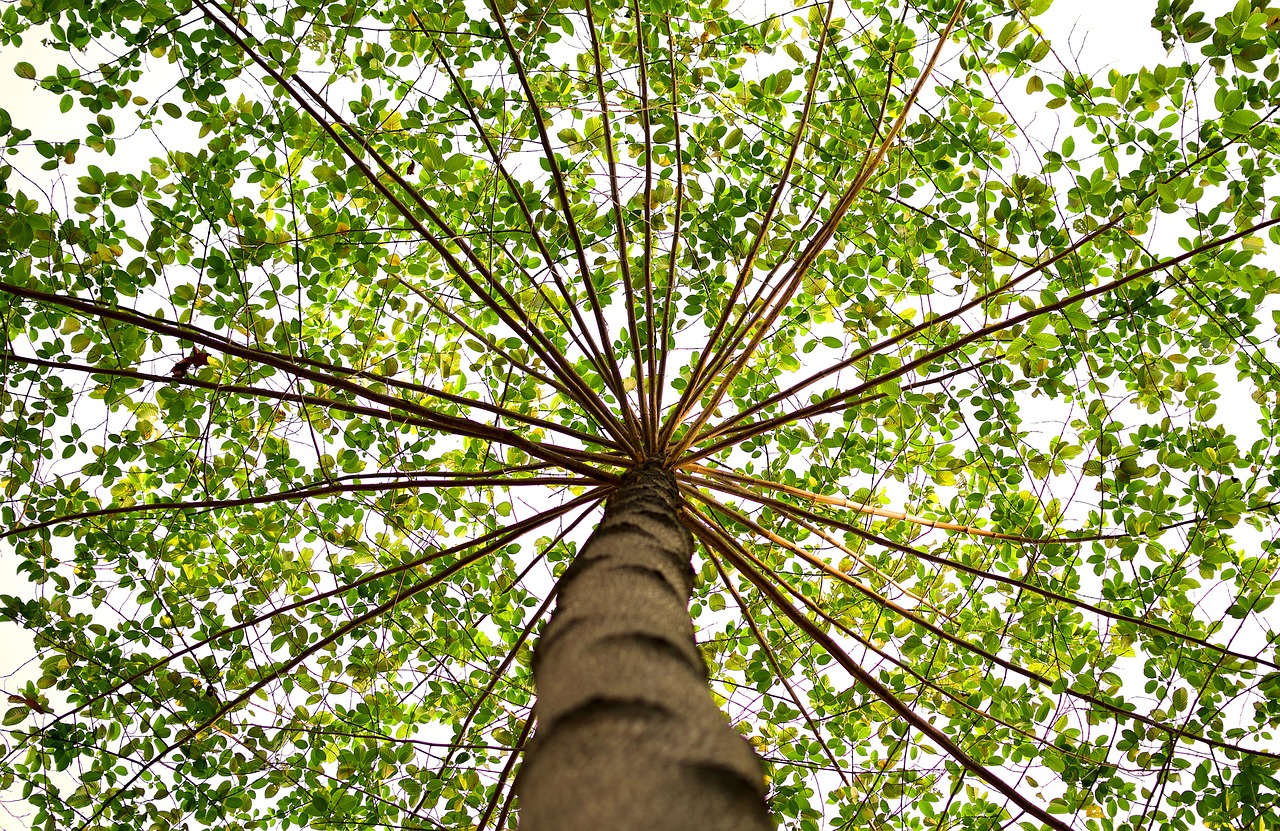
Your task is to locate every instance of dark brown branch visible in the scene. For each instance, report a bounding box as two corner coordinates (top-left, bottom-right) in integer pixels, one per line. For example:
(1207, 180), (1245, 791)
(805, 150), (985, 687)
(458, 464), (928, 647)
(630, 0), (658, 448)
(436, 504), (599, 776)
(194, 0), (633, 453)
(659, 0), (834, 445)
(476, 717), (533, 831)
(4, 471), (585, 541)
(653, 16), (686, 436)
(682, 477), (947, 617)
(666, 2), (968, 461)
(425, 33), (618, 405)
(482, 0), (636, 429)
(696, 505), (1250, 822)
(688, 213), (1280, 461)
(0, 281), (615, 480)
(707, 549), (852, 790)
(409, 288), (619, 446)
(709, 355), (1001, 448)
(0, 349), (618, 455)
(683, 504), (1081, 831)
(91, 533), (511, 824)
(691, 474), (1280, 674)
(84, 487), (608, 825)
(695, 487), (1236, 753)
(694, 95), (1280, 449)
(582, 0), (650, 446)
(686, 463), (1123, 544)
(496, 720), (534, 831)
(48, 492), (603, 731)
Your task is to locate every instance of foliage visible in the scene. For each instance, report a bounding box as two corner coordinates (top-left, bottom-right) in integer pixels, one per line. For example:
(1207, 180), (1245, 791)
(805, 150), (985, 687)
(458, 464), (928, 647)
(1, 0), (1280, 828)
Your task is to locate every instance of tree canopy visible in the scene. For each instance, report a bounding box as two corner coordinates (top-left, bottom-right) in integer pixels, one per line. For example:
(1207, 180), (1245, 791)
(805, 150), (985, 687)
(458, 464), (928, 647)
(2, 0), (1280, 828)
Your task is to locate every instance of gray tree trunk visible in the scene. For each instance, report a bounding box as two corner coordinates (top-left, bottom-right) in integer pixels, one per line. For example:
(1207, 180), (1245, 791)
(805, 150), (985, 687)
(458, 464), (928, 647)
(514, 462), (771, 830)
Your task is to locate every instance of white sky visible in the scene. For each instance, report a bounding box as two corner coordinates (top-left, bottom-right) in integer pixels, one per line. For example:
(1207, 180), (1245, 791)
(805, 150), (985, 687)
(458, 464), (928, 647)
(0, 0), (1266, 829)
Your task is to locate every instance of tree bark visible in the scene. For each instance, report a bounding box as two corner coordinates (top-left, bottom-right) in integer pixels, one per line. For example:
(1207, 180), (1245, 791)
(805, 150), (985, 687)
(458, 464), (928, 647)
(515, 461), (771, 830)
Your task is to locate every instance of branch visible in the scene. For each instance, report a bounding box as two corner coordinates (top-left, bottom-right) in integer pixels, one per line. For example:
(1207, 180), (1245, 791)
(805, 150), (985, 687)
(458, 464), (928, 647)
(0, 349), (618, 455)
(683, 504), (1081, 831)
(666, 2), (968, 461)
(0, 280), (617, 480)
(687, 213), (1280, 462)
(707, 547), (853, 790)
(681, 477), (947, 617)
(582, 0), (649, 446)
(694, 471), (1280, 673)
(82, 488), (603, 826)
(481, 0), (636, 428)
(194, 0), (634, 453)
(685, 463), (1122, 544)
(658, 0), (834, 447)
(425, 32), (619, 405)
(4, 470), (586, 541)
(46, 491), (604, 732)
(476, 716), (533, 831)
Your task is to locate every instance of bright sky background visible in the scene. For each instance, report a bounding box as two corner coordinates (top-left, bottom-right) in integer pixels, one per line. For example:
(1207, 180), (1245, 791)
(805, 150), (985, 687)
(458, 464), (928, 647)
(0, 0), (1264, 828)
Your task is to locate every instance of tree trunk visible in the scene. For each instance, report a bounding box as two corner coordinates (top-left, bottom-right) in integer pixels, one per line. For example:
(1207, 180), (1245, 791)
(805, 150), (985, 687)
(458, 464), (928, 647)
(514, 461), (771, 830)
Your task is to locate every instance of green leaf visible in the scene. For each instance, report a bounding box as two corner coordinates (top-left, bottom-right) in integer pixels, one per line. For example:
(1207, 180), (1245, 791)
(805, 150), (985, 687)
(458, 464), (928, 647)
(2, 5), (1278, 831)
(1223, 108), (1261, 135)
(997, 20), (1020, 49)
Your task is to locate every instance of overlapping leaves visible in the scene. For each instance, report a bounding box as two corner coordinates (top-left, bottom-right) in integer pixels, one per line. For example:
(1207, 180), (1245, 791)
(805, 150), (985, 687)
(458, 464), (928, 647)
(1, 0), (1279, 829)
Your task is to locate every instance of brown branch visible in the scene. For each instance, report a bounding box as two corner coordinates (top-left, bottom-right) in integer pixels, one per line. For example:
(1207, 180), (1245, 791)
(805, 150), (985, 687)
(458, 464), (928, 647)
(89, 524), (518, 825)
(476, 716), (533, 831)
(682, 477), (945, 616)
(701, 94), (1280, 448)
(0, 281), (616, 480)
(654, 16), (686, 436)
(659, 0), (833, 445)
(4, 470), (586, 541)
(709, 355), (1001, 448)
(695, 504), (1280, 817)
(695, 489), (1252, 763)
(493, 717), (532, 831)
(47, 491), (603, 732)
(0, 349), (619, 455)
(425, 33), (618, 407)
(683, 504), (1081, 831)
(656, 192), (827, 452)
(481, 0), (636, 429)
(685, 463), (1122, 544)
(630, 0), (658, 448)
(687, 212), (1280, 462)
(582, 0), (649, 446)
(84, 484), (607, 825)
(193, 0), (633, 453)
(707, 548), (852, 790)
(435, 503), (599, 777)
(693, 476), (1280, 674)
(666, 2), (968, 461)
(409, 288), (620, 447)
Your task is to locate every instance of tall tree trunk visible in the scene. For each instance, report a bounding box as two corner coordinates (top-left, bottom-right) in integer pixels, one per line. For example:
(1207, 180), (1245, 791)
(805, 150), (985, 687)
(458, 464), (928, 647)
(514, 462), (771, 830)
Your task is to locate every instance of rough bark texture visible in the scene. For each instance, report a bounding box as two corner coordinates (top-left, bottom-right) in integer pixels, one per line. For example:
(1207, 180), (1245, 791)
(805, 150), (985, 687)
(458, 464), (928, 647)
(514, 462), (770, 830)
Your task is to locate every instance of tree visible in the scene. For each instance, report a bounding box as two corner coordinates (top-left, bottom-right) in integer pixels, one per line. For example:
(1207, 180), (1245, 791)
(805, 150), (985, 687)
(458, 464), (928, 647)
(1, 0), (1279, 827)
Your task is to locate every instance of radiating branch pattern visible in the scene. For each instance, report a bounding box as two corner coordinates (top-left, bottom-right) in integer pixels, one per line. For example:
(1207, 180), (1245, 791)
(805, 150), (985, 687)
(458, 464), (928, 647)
(1, 0), (1279, 829)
